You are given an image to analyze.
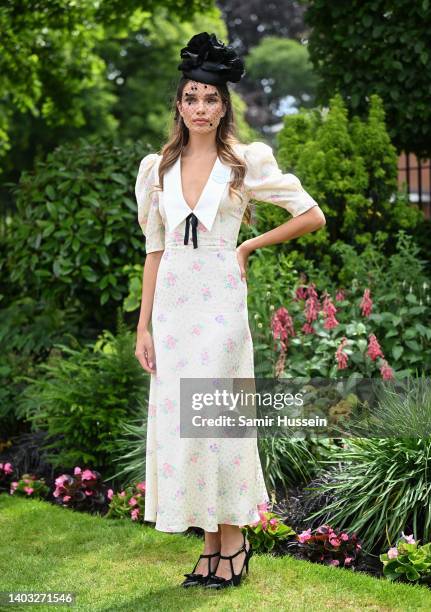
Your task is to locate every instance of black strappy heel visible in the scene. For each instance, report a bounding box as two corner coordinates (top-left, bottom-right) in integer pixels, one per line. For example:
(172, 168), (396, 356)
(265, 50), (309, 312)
(181, 550), (221, 588)
(204, 532), (253, 589)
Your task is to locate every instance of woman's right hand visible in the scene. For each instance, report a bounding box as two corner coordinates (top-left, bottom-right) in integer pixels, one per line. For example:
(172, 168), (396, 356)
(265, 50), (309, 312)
(135, 327), (156, 374)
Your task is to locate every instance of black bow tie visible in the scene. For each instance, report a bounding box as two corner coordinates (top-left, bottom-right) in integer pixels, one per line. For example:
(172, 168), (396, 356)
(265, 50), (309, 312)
(184, 212), (199, 248)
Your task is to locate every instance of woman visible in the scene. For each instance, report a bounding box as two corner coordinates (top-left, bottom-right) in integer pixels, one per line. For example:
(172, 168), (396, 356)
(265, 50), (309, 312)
(134, 32), (326, 590)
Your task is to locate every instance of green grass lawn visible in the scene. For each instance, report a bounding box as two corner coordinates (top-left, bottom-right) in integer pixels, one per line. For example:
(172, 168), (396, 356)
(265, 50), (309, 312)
(1, 494), (431, 611)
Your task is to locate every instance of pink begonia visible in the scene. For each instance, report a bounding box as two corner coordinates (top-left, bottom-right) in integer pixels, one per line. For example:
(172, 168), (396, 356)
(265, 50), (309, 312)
(335, 289), (345, 301)
(119, 491), (126, 497)
(55, 474), (69, 488)
(0, 462), (13, 474)
(24, 486), (34, 495)
(63, 495), (71, 502)
(330, 559), (340, 566)
(257, 501), (269, 512)
(131, 508), (140, 521)
(84, 489), (93, 496)
(10, 481), (18, 493)
(335, 337), (349, 370)
(74, 467), (82, 476)
(329, 537), (341, 547)
(387, 547), (398, 559)
(340, 533), (349, 541)
(298, 528), (312, 543)
(344, 557), (353, 565)
(367, 334), (384, 361)
(356, 543), (362, 550)
(129, 497), (138, 506)
(360, 288), (373, 317)
(107, 489), (114, 500)
(380, 360), (394, 380)
(81, 469), (96, 482)
(136, 482), (146, 492)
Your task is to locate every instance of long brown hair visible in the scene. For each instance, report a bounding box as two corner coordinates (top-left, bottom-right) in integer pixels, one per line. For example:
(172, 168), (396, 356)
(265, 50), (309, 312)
(153, 77), (251, 225)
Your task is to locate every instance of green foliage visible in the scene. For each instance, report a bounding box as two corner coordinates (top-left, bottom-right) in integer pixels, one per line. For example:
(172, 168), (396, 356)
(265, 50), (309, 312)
(245, 36), (317, 111)
(0, 0), (212, 164)
(245, 514), (296, 553)
(302, 0), (431, 157)
(10, 474), (50, 499)
(274, 93), (422, 266)
(306, 431), (431, 552)
(5, 137), (150, 328)
(16, 318), (149, 476)
(105, 481), (146, 523)
(259, 438), (321, 492)
(380, 537), (431, 584)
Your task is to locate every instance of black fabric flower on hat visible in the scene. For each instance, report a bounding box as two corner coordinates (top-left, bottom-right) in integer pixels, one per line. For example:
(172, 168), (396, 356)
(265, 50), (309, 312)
(178, 32), (245, 85)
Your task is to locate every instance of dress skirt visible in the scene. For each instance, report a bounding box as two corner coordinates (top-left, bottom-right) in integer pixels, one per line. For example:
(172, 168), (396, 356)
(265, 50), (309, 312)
(144, 241), (270, 532)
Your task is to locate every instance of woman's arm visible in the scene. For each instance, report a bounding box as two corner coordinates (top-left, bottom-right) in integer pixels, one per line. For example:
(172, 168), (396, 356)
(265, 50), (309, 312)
(135, 251), (164, 373)
(236, 207), (326, 282)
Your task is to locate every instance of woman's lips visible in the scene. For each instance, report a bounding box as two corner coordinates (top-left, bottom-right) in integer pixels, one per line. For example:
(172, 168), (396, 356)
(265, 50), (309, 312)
(193, 119), (208, 124)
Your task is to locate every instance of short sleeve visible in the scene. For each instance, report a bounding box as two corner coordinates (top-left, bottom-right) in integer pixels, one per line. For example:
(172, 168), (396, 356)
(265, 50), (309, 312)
(243, 141), (319, 217)
(135, 153), (165, 253)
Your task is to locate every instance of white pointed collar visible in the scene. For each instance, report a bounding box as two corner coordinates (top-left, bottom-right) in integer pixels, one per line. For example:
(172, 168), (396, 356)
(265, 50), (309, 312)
(162, 153), (232, 233)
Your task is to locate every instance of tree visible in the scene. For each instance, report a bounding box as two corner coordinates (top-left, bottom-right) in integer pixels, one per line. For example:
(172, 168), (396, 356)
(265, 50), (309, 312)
(302, 0), (431, 158)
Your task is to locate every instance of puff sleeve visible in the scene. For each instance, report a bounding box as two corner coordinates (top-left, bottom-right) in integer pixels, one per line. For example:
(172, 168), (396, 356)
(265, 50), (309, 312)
(243, 141), (319, 217)
(135, 153), (165, 254)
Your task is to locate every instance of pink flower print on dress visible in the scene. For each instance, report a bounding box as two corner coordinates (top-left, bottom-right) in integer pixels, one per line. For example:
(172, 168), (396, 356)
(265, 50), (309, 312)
(197, 476), (206, 491)
(215, 314), (227, 326)
(201, 286), (212, 301)
(207, 506), (216, 517)
(174, 487), (186, 500)
(157, 313), (167, 322)
(174, 357), (188, 371)
(223, 337), (237, 353)
(173, 228), (183, 245)
(188, 452), (201, 464)
(225, 273), (238, 289)
(239, 480), (248, 495)
(162, 334), (178, 350)
(148, 403), (157, 418)
(162, 397), (176, 414)
(190, 259), (205, 272)
(209, 443), (219, 453)
(161, 463), (175, 478)
(163, 271), (177, 288)
(191, 323), (204, 336)
(200, 350), (210, 366)
(176, 294), (189, 306)
(216, 251), (226, 262)
(233, 454), (242, 467)
(187, 512), (198, 524)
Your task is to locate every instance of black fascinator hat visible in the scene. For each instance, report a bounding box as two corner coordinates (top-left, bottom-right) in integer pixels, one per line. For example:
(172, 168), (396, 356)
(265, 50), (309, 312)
(178, 32), (245, 86)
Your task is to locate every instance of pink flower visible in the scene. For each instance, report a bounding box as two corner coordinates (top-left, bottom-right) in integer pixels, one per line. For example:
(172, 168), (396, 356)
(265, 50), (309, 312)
(335, 337), (349, 370)
(119, 491), (126, 497)
(298, 528), (312, 543)
(335, 289), (345, 301)
(387, 547), (398, 559)
(55, 474), (69, 488)
(367, 334), (384, 361)
(360, 288), (373, 317)
(401, 533), (416, 544)
(380, 360), (394, 380)
(257, 501), (269, 512)
(302, 322), (315, 334)
(107, 489), (114, 500)
(24, 486), (34, 495)
(340, 533), (349, 541)
(356, 543), (362, 550)
(295, 286), (308, 301)
(74, 467), (82, 476)
(81, 469), (96, 482)
(131, 508), (140, 521)
(269, 518), (278, 526)
(330, 559), (340, 566)
(136, 482), (146, 492)
(10, 481), (18, 493)
(128, 497), (138, 506)
(271, 307), (295, 352)
(63, 495), (71, 502)
(1, 462), (13, 474)
(84, 489), (93, 496)
(329, 537), (341, 547)
(344, 556), (353, 565)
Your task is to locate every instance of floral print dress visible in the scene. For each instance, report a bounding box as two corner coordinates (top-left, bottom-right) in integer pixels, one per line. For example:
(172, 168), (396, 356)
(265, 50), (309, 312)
(135, 141), (319, 532)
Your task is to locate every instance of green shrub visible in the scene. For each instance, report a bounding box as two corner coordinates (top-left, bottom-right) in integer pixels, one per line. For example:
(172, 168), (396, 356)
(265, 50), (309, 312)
(264, 93), (422, 272)
(16, 315), (149, 476)
(4, 137), (151, 330)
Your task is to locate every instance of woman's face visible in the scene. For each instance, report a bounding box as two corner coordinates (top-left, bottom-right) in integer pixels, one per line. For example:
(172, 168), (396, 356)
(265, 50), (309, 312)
(177, 81), (226, 134)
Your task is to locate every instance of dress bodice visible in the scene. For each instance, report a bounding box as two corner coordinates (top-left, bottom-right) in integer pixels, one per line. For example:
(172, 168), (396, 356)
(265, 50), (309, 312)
(135, 141), (319, 253)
